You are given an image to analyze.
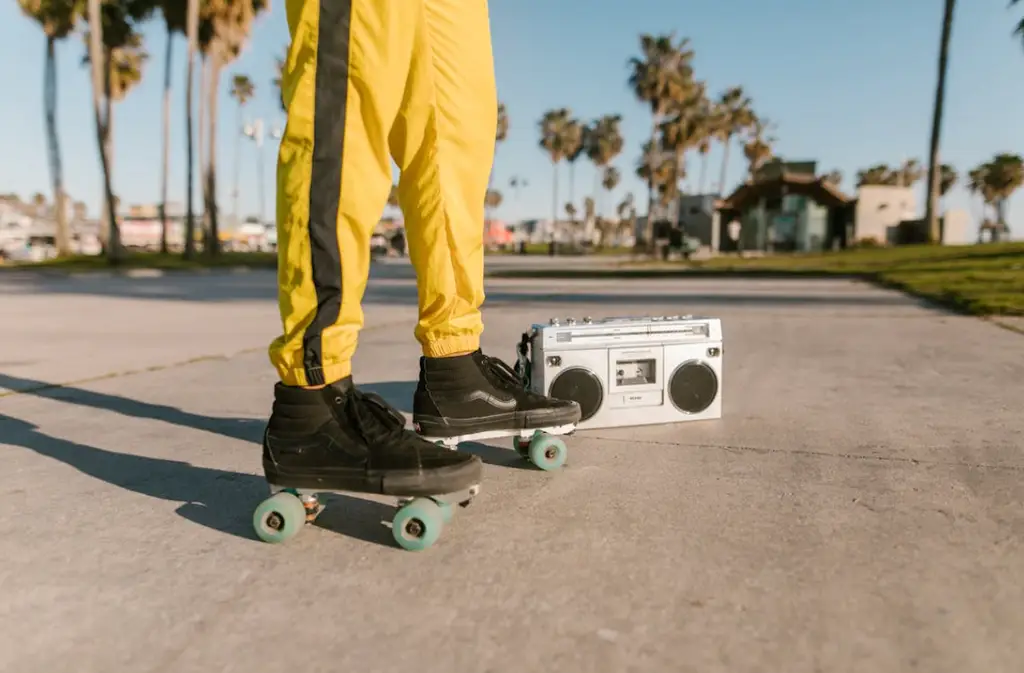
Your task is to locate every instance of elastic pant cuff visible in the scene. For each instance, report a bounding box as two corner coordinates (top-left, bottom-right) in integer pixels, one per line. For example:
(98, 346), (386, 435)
(275, 360), (353, 388)
(422, 335), (480, 358)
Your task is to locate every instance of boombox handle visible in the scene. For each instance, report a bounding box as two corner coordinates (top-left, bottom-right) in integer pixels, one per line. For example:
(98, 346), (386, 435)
(514, 331), (534, 390)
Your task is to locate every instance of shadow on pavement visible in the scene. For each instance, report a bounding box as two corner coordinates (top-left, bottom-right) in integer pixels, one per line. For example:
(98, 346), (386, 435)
(0, 414), (399, 548)
(0, 372), (265, 443)
(0, 374), (402, 548)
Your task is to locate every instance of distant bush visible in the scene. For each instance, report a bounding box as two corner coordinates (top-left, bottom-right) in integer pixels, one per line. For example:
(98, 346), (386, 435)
(851, 237), (883, 249)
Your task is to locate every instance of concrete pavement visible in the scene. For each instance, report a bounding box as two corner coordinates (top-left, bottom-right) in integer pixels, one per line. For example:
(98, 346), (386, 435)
(1, 261), (1022, 673)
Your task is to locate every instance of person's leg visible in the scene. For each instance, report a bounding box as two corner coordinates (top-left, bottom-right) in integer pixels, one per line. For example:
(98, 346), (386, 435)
(387, 0), (581, 439)
(388, 0), (493, 357)
(270, 0), (407, 387)
(262, 0), (481, 497)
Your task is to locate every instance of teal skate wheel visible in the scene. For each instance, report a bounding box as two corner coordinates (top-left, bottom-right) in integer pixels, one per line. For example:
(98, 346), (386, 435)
(435, 500), (454, 525)
(392, 498), (444, 551)
(529, 434), (568, 471)
(253, 492), (307, 544)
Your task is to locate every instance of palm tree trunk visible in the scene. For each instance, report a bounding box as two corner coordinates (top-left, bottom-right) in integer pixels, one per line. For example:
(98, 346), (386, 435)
(160, 26), (173, 254)
(183, 0), (199, 259)
(550, 160), (559, 254)
(44, 35), (71, 257)
(698, 151), (708, 194)
(87, 5), (119, 265)
(717, 133), (732, 196)
(206, 57), (222, 255)
(233, 102), (242, 230)
(645, 118), (656, 252)
(198, 55), (209, 250)
(924, 0), (957, 244)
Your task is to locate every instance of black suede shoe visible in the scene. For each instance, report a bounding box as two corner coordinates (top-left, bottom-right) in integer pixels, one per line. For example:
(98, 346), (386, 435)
(413, 350), (581, 439)
(262, 377), (482, 497)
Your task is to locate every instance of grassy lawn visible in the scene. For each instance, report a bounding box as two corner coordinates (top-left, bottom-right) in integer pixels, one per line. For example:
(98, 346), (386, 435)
(0, 251), (278, 272)
(695, 243), (1024, 316)
(489, 242), (1024, 317)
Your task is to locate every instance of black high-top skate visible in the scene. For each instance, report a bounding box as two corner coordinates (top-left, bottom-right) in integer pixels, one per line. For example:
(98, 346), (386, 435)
(413, 350), (581, 471)
(252, 377), (482, 551)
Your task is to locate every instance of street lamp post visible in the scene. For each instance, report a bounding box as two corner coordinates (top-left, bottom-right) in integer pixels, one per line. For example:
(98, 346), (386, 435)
(243, 119), (283, 226)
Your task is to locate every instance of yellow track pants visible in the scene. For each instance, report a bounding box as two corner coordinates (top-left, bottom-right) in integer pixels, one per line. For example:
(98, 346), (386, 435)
(269, 0), (497, 387)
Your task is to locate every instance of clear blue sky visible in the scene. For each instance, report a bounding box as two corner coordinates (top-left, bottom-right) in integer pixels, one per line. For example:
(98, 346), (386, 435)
(2, 0), (1023, 239)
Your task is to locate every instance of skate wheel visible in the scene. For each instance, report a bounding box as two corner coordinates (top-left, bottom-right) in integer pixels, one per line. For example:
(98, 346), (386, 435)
(392, 498), (444, 551)
(253, 492), (307, 544)
(436, 500), (454, 525)
(528, 434), (568, 471)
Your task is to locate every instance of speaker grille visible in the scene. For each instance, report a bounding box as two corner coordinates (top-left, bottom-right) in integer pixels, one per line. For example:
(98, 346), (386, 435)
(549, 368), (603, 422)
(668, 361), (718, 414)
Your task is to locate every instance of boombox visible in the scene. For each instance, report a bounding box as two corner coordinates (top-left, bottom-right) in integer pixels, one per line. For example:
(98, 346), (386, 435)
(514, 315), (723, 430)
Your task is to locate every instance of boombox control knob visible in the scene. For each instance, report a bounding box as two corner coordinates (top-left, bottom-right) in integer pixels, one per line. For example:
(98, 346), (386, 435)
(583, 316), (592, 324)
(549, 317), (559, 326)
(566, 317), (576, 325)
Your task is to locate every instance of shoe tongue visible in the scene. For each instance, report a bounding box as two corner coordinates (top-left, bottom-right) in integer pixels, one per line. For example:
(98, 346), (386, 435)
(351, 392), (405, 442)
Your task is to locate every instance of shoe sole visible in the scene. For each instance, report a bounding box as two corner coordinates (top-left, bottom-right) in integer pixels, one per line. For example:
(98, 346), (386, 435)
(413, 404), (582, 440)
(421, 423), (577, 446)
(263, 456), (483, 498)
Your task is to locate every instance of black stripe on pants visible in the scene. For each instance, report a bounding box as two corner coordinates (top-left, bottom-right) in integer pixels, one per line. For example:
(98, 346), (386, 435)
(302, 0), (353, 386)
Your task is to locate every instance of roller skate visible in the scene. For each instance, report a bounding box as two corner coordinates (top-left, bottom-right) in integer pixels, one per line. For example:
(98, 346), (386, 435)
(252, 378), (482, 551)
(413, 350), (581, 471)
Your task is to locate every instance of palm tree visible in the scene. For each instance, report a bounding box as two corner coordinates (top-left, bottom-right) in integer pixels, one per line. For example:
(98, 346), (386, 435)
(485, 101), (508, 227)
(978, 154), (1023, 242)
(562, 118), (586, 227)
(19, 0), (82, 258)
(199, 0), (270, 255)
(635, 140), (674, 208)
(601, 166), (620, 201)
(895, 159), (924, 187)
(229, 74), (254, 227)
(939, 164), (957, 199)
(272, 48), (286, 111)
(1014, 0), (1024, 43)
(856, 164), (895, 186)
(742, 118), (775, 178)
(714, 86), (755, 195)
(85, 0), (151, 263)
(584, 114), (624, 215)
(657, 81), (708, 204)
(694, 98), (719, 194)
(183, 0), (200, 259)
(924, 0), (957, 243)
(628, 33), (694, 249)
(538, 108), (572, 250)
(158, 0), (187, 254)
(85, 0), (115, 260)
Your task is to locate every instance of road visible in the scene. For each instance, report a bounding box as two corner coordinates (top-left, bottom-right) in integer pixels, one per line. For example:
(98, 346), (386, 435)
(1, 259), (1022, 673)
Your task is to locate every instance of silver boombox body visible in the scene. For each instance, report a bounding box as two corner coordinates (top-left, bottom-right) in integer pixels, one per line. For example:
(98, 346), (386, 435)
(515, 315), (723, 430)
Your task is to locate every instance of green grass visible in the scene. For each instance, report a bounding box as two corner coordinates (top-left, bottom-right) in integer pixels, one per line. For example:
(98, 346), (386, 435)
(488, 243), (1024, 317)
(0, 251), (278, 272)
